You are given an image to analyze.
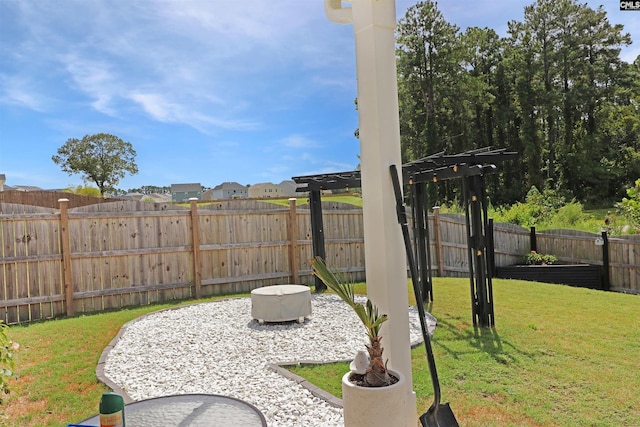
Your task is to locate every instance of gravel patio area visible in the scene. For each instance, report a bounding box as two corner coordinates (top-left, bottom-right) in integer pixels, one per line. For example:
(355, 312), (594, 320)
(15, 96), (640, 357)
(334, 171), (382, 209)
(100, 294), (422, 426)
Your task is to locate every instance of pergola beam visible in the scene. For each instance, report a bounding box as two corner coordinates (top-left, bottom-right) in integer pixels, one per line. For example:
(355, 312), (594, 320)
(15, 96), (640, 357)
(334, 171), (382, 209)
(408, 164), (497, 184)
(293, 171), (362, 192)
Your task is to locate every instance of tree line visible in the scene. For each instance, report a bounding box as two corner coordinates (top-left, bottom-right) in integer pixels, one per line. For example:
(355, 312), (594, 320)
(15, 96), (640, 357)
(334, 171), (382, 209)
(396, 0), (640, 207)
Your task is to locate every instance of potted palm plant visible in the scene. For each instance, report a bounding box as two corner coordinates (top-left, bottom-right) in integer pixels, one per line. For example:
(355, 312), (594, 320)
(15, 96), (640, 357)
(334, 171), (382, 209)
(311, 257), (407, 427)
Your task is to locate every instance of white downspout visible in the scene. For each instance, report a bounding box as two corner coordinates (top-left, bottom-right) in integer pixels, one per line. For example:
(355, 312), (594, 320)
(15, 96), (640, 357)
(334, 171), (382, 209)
(324, 0), (353, 24)
(325, 1), (417, 426)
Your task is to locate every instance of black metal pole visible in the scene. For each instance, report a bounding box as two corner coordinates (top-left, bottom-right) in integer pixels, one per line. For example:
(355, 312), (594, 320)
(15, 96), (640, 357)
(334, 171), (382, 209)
(480, 173), (495, 327)
(530, 226), (537, 252)
(309, 189), (326, 291)
(469, 175), (489, 328)
(423, 183), (434, 302)
(602, 230), (610, 291)
(414, 182), (432, 302)
(462, 177), (478, 326)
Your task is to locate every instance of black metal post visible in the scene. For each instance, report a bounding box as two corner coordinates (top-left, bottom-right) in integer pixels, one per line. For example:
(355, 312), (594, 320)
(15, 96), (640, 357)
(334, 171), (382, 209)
(410, 184), (420, 296)
(462, 177), (478, 326)
(530, 226), (537, 252)
(601, 230), (610, 291)
(414, 182), (432, 302)
(423, 183), (434, 302)
(309, 189), (326, 291)
(469, 176), (487, 327)
(480, 173), (495, 326)
(465, 173), (494, 328)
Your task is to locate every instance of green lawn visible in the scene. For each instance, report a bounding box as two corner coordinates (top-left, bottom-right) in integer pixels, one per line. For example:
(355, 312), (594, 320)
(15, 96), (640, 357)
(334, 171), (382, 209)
(1, 294), (246, 427)
(289, 278), (640, 427)
(3, 279), (639, 427)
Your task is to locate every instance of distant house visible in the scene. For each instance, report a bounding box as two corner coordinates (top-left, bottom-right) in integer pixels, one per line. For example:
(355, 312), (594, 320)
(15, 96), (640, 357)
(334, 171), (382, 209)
(122, 192), (171, 203)
(171, 183), (203, 202)
(202, 189), (214, 201)
(8, 185), (43, 192)
(278, 180), (298, 197)
(122, 192), (145, 201)
(145, 193), (172, 203)
(248, 182), (282, 198)
(0, 174), (5, 192)
(209, 182), (248, 200)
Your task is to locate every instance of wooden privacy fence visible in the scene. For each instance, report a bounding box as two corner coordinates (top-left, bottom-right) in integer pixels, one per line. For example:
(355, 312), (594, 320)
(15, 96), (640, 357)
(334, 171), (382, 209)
(1, 200), (638, 324)
(0, 199), (365, 324)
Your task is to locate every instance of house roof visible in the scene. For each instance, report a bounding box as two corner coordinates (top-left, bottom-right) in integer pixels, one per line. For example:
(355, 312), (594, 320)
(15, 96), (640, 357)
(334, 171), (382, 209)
(8, 185), (43, 192)
(212, 182), (246, 190)
(122, 192), (145, 200)
(146, 193), (172, 202)
(251, 182), (277, 189)
(171, 183), (202, 192)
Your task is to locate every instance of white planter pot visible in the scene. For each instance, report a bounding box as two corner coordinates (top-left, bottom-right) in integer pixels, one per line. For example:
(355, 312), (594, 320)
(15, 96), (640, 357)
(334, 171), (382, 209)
(341, 369), (407, 427)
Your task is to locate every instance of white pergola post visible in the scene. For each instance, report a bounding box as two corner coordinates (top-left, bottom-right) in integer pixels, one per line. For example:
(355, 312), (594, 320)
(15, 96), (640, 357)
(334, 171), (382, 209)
(325, 1), (417, 426)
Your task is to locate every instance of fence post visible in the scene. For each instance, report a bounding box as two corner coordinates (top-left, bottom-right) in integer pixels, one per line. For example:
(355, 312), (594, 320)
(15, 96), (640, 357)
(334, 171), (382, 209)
(189, 198), (202, 298)
(433, 206), (444, 276)
(59, 198), (74, 316)
(601, 230), (610, 291)
(288, 198), (300, 284)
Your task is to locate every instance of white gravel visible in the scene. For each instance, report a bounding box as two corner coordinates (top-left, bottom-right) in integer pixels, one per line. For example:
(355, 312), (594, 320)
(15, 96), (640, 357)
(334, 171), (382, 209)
(104, 294), (422, 427)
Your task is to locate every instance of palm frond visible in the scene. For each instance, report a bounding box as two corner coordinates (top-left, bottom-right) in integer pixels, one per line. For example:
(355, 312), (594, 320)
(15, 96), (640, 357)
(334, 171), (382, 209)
(311, 257), (387, 341)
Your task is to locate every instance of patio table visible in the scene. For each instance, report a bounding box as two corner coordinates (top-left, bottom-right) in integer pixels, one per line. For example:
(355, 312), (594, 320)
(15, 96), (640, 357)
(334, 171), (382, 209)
(75, 393), (267, 427)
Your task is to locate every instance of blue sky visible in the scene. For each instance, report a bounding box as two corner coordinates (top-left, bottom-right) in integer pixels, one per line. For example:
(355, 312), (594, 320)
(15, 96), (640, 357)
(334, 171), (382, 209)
(1, 1), (638, 191)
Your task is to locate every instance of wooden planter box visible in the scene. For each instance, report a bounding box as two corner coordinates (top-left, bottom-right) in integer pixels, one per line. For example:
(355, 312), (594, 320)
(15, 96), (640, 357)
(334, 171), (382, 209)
(495, 264), (603, 290)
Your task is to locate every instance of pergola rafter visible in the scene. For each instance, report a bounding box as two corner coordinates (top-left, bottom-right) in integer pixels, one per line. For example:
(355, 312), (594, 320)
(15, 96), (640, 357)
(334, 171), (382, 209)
(293, 170), (362, 191)
(293, 147), (517, 328)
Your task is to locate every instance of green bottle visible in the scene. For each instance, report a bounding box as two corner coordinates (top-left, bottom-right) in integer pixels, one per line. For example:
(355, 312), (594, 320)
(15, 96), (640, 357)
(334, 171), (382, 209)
(99, 392), (125, 427)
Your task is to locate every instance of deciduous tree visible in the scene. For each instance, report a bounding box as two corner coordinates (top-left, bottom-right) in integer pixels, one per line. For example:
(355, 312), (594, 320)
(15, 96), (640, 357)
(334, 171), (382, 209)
(52, 133), (138, 196)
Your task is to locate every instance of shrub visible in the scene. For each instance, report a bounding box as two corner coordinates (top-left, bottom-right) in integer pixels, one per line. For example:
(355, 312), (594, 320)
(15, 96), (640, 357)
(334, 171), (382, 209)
(499, 201), (538, 227)
(523, 251), (558, 265)
(498, 186), (567, 227)
(0, 322), (18, 403)
(550, 201), (585, 227)
(616, 179), (640, 232)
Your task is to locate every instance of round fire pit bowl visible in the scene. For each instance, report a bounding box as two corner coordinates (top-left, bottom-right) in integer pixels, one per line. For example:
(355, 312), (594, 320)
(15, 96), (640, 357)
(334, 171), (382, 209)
(250, 284), (312, 324)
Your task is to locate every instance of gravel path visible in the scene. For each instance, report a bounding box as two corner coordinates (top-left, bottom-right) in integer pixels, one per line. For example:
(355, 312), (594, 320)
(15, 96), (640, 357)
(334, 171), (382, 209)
(103, 294), (422, 426)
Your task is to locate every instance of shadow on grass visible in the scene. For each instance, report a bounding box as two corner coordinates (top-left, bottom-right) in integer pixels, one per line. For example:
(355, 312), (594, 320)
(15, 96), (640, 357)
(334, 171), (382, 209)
(430, 312), (538, 366)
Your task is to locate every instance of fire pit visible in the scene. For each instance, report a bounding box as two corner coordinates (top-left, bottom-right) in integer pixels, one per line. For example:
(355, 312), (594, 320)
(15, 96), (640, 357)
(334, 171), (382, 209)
(250, 284), (312, 324)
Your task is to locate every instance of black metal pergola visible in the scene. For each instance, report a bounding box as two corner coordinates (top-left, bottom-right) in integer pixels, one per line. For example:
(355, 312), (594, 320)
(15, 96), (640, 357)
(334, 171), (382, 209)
(293, 147), (517, 328)
(291, 171), (362, 292)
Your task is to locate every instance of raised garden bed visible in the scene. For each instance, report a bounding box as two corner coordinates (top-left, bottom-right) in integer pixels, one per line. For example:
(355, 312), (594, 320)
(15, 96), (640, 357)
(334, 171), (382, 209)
(495, 264), (603, 290)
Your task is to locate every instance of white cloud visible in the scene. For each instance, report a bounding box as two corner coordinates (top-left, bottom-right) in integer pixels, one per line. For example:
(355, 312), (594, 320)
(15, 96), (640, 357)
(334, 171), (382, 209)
(129, 93), (174, 122)
(128, 92), (260, 133)
(156, 2), (320, 45)
(63, 55), (118, 115)
(280, 134), (318, 149)
(0, 75), (48, 112)
(1, 1), (357, 133)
